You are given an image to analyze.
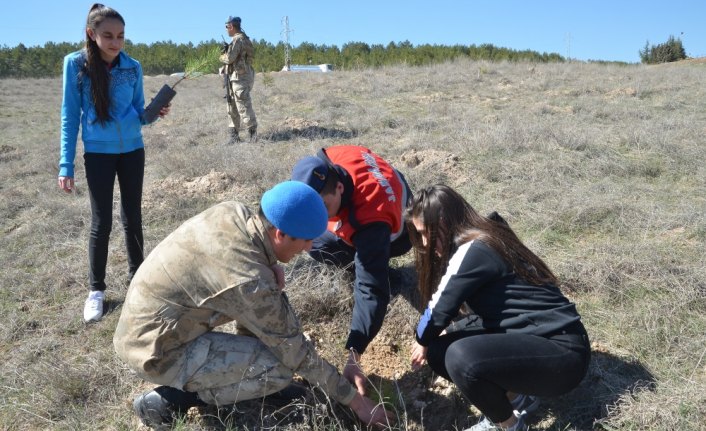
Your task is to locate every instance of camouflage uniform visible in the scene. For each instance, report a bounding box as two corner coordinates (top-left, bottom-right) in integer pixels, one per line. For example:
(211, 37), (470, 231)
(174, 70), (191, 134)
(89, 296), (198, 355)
(113, 202), (356, 406)
(220, 31), (257, 137)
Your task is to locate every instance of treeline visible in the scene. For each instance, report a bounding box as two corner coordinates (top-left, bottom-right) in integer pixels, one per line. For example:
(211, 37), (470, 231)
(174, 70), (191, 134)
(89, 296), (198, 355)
(0, 41), (224, 78)
(255, 40), (565, 71)
(0, 39), (564, 79)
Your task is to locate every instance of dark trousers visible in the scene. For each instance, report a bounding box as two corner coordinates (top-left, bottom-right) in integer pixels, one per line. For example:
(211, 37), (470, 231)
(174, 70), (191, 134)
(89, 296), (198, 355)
(84, 149), (145, 291)
(309, 224), (412, 268)
(426, 323), (590, 423)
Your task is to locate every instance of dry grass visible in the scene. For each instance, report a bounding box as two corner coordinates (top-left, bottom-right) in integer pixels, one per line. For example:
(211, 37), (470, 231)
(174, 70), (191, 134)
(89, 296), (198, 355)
(0, 58), (704, 430)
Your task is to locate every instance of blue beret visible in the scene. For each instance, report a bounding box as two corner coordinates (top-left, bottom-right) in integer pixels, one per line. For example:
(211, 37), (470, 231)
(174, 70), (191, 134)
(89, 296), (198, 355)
(291, 156), (330, 193)
(261, 181), (328, 240)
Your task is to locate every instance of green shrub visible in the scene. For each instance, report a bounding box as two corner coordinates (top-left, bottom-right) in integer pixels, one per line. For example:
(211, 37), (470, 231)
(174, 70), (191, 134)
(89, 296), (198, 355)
(639, 35), (687, 64)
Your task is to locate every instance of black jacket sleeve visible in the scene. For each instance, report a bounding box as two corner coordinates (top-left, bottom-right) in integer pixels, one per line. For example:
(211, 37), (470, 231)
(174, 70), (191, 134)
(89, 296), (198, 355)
(415, 241), (502, 346)
(345, 222), (392, 354)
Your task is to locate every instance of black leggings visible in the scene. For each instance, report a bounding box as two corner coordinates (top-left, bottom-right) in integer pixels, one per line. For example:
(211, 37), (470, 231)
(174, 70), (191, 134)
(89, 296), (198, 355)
(426, 324), (590, 423)
(84, 149), (145, 291)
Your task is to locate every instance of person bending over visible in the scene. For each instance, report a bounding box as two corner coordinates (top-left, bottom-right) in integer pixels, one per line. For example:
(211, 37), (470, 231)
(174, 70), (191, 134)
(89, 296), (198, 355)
(291, 145), (413, 395)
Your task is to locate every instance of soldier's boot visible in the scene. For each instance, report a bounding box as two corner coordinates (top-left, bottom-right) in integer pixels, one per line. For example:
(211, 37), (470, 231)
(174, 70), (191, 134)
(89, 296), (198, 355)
(133, 386), (205, 430)
(248, 126), (258, 143)
(226, 128), (240, 145)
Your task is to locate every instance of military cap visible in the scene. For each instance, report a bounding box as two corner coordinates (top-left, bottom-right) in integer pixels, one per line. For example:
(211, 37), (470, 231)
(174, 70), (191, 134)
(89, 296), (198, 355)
(260, 181), (328, 240)
(291, 156), (331, 194)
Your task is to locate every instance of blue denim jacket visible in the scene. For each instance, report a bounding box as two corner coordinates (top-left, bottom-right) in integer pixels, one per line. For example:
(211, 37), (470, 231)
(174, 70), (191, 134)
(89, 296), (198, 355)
(59, 50), (148, 177)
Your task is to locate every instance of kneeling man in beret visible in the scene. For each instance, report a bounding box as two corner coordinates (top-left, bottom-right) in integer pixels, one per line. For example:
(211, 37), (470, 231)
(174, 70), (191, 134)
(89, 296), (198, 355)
(114, 181), (392, 429)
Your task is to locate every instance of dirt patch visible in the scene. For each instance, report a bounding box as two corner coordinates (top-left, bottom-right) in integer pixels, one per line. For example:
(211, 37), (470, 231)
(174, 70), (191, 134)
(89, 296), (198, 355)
(360, 336), (470, 431)
(284, 117), (320, 129)
(412, 92), (447, 103)
(675, 56), (706, 64)
(650, 56), (706, 67)
(143, 171), (252, 210)
(538, 104), (576, 114)
(359, 338), (407, 379)
(605, 87), (638, 99)
(398, 149), (469, 187)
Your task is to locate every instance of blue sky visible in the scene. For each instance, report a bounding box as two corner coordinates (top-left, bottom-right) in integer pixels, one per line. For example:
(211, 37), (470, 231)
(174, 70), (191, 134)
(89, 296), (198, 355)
(2, 1), (705, 63)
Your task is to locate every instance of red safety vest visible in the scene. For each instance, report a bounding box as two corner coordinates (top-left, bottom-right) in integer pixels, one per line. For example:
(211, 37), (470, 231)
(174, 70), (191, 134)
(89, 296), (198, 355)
(324, 146), (407, 245)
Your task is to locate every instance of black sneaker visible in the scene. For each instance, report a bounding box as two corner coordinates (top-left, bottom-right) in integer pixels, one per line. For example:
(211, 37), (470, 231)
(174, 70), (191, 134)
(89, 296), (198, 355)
(133, 388), (181, 430)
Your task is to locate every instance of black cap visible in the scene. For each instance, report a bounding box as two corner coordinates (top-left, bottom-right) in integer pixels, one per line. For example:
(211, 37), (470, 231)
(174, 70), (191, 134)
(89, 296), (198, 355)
(291, 156), (331, 193)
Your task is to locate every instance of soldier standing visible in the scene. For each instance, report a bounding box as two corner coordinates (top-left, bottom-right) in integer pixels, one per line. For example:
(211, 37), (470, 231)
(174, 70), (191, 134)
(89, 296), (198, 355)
(220, 16), (257, 144)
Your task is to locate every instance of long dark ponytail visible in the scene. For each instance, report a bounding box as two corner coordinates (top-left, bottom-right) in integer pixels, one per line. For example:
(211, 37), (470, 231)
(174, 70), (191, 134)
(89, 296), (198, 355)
(83, 3), (124, 124)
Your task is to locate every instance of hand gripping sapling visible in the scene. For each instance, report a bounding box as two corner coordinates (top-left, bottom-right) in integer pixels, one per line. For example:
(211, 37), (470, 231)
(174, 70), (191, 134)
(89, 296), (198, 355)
(143, 46), (221, 124)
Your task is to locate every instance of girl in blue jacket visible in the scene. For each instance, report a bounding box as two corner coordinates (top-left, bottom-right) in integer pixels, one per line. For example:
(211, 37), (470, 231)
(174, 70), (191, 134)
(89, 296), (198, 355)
(406, 185), (590, 431)
(58, 3), (169, 323)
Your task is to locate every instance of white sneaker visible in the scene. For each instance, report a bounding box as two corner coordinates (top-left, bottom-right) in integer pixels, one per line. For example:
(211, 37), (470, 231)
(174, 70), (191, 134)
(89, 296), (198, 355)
(466, 416), (496, 431)
(83, 291), (105, 322)
(465, 411), (529, 431)
(511, 394), (540, 415)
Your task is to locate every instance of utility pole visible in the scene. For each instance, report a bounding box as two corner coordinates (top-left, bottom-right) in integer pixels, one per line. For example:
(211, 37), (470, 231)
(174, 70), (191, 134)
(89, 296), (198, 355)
(281, 16), (291, 71)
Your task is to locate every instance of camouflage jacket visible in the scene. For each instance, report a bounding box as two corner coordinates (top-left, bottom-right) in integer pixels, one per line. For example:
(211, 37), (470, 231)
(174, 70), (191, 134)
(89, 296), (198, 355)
(219, 32), (254, 80)
(113, 201), (356, 405)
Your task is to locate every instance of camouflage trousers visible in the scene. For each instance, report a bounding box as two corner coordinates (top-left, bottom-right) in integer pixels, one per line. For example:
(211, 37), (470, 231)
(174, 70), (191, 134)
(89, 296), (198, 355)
(227, 74), (257, 132)
(171, 332), (293, 405)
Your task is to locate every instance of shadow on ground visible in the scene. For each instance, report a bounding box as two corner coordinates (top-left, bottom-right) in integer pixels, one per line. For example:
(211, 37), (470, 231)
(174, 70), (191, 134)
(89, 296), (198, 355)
(191, 387), (367, 430)
(101, 298), (124, 319)
(262, 126), (358, 142)
(539, 350), (656, 430)
(358, 350), (656, 431)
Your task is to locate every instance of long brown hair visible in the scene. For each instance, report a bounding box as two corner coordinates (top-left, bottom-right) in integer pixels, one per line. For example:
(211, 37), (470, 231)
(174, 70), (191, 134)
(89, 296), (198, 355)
(405, 184), (558, 304)
(82, 3), (124, 124)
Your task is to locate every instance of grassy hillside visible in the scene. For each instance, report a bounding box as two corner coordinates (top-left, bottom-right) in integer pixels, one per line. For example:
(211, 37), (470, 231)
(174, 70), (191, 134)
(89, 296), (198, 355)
(0, 58), (704, 430)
